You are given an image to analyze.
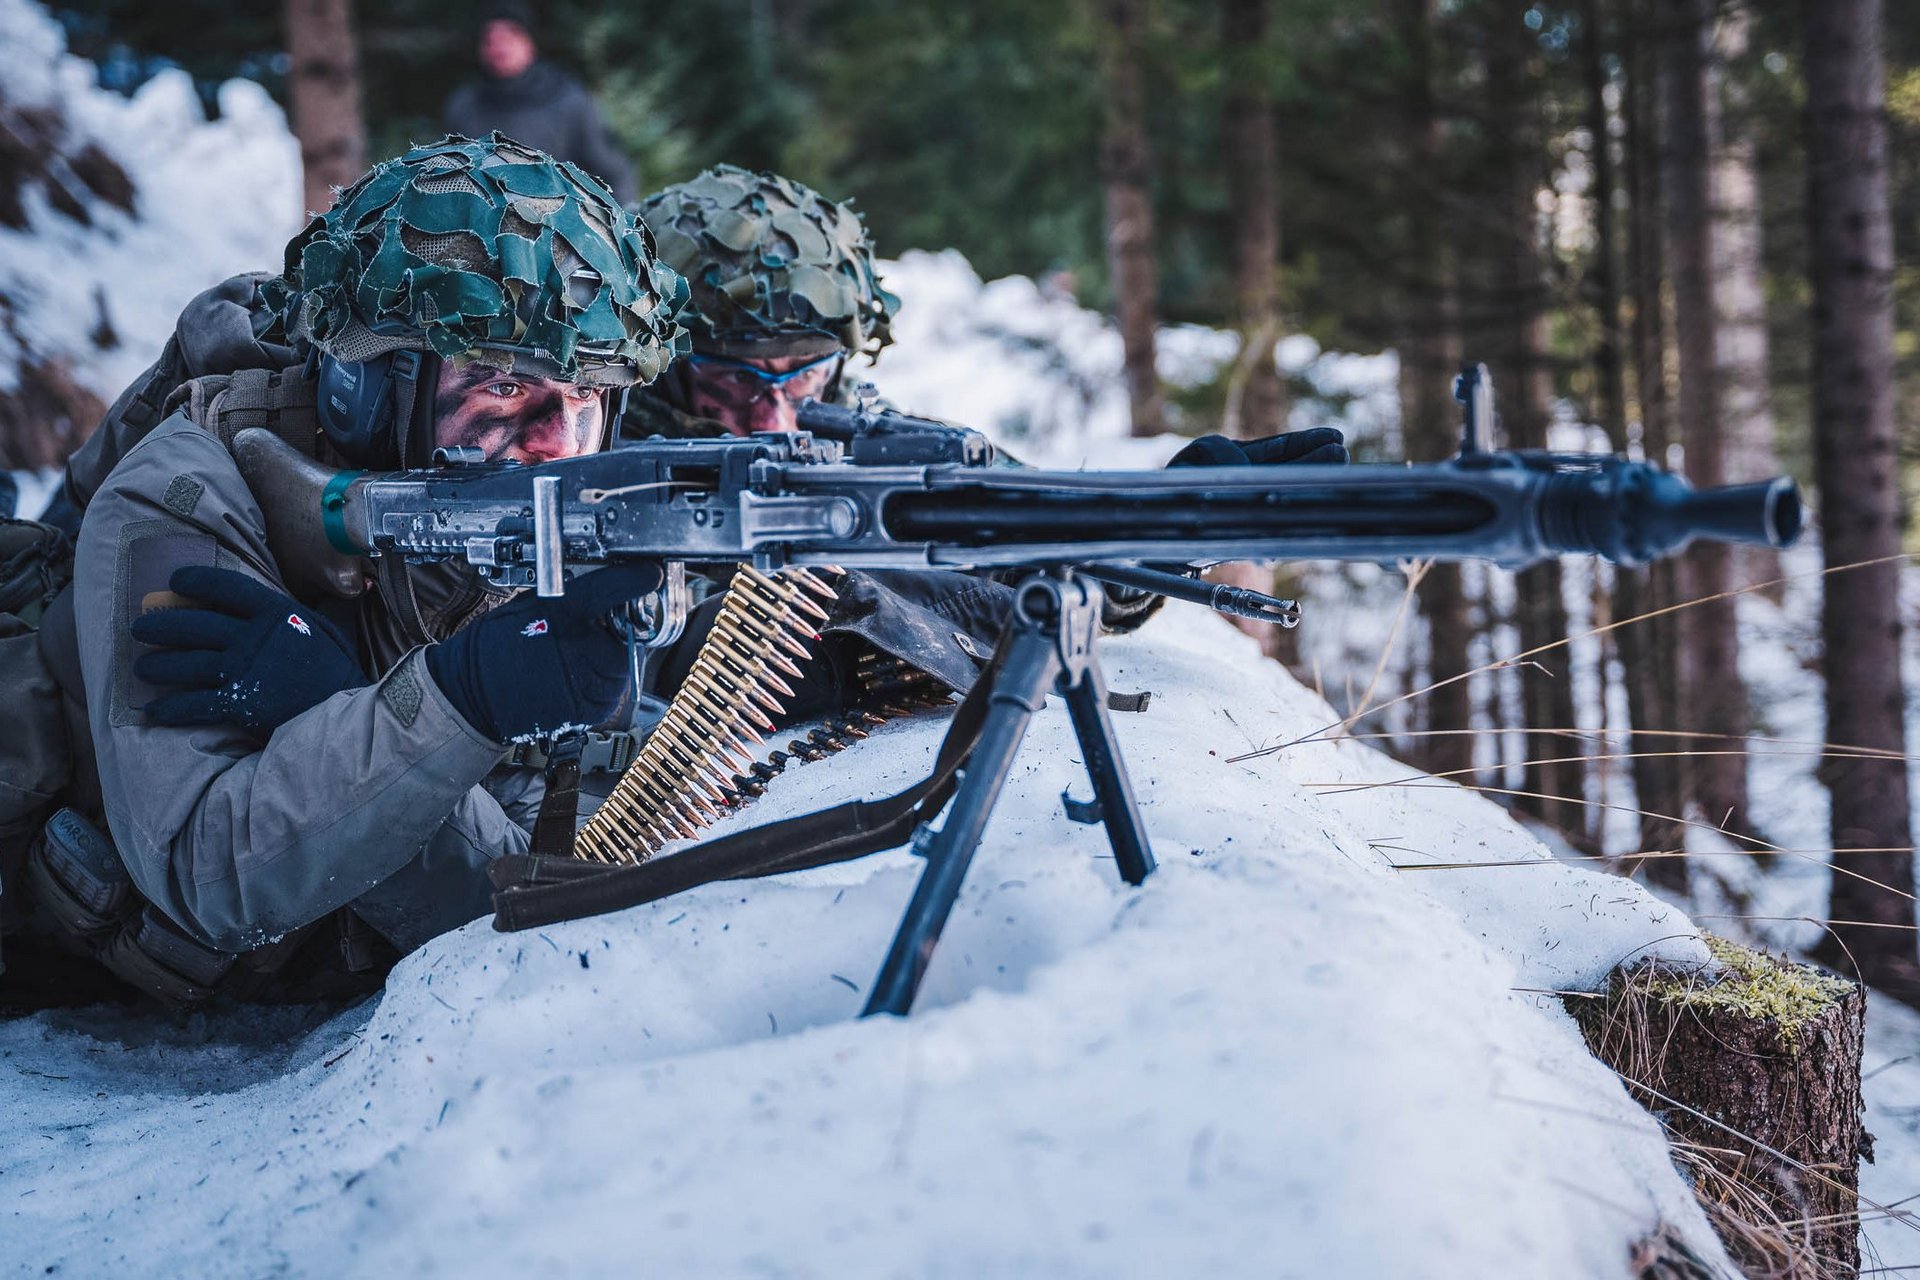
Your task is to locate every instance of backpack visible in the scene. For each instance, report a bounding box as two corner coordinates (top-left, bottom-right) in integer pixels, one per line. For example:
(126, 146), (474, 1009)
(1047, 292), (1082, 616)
(0, 517), (77, 987)
(0, 275), (333, 1008)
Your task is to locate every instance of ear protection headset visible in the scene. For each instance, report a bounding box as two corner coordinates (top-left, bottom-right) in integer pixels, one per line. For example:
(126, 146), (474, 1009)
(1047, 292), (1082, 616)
(315, 349), (435, 469)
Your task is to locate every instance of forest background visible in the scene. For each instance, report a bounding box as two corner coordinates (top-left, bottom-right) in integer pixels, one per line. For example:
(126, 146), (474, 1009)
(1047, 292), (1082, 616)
(26, 0), (1920, 998)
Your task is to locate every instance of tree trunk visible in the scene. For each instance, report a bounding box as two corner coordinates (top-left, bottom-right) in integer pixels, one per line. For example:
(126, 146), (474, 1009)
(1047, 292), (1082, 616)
(1575, 940), (1867, 1278)
(1622, 0), (1689, 887)
(1219, 0), (1287, 441)
(1580, 0), (1629, 460)
(1202, 0), (1292, 663)
(1099, 0), (1166, 438)
(1662, 0), (1753, 841)
(1713, 1), (1784, 596)
(1488, 2), (1583, 839)
(284, 0), (365, 217)
(1397, 0), (1472, 780)
(1804, 0), (1920, 1004)
(1583, 0), (1642, 863)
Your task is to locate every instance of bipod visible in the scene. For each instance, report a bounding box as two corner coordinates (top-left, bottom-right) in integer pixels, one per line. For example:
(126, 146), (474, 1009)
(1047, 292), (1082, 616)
(863, 570), (1156, 1017)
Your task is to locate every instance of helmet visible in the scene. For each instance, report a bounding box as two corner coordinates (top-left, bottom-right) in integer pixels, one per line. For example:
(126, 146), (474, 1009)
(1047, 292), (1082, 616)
(638, 165), (897, 361)
(266, 133), (687, 466)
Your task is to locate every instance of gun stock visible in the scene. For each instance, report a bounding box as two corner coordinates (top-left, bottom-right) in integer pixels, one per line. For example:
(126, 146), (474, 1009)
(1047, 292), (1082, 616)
(229, 428), (371, 600)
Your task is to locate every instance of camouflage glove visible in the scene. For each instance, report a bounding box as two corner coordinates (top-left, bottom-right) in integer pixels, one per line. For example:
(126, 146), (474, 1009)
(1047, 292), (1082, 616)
(132, 566), (366, 738)
(425, 562), (667, 744)
(1166, 427), (1349, 469)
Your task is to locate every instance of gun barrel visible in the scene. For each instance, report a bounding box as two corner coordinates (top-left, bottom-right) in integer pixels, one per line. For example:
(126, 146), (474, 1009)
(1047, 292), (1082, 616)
(1531, 468), (1803, 566)
(1649, 476), (1802, 556)
(238, 422), (1803, 586)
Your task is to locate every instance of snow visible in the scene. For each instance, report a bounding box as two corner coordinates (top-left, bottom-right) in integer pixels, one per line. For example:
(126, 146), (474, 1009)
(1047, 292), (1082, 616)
(0, 0), (301, 401)
(0, 1), (1912, 1270)
(865, 248), (1400, 471)
(3, 609), (1738, 1277)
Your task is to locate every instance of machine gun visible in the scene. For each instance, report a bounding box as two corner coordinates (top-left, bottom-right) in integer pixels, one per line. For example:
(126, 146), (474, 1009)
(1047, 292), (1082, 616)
(238, 369), (1797, 606)
(233, 364), (1802, 1016)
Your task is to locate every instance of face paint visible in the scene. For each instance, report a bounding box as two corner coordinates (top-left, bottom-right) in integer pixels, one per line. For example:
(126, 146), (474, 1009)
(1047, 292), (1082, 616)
(432, 362), (606, 464)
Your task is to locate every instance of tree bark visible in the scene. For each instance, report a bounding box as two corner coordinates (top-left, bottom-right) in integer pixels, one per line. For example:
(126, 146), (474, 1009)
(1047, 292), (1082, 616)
(1575, 942), (1867, 1278)
(1487, 1), (1583, 839)
(1219, 0), (1287, 441)
(1804, 0), (1920, 1004)
(1099, 0), (1166, 438)
(285, 0), (365, 217)
(1621, 0), (1689, 887)
(1583, 0), (1643, 864)
(1397, 0), (1473, 780)
(1662, 0), (1753, 841)
(1712, 1), (1784, 596)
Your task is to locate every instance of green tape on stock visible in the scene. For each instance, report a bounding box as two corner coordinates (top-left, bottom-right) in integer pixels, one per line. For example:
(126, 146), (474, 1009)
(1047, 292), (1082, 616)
(322, 469), (367, 556)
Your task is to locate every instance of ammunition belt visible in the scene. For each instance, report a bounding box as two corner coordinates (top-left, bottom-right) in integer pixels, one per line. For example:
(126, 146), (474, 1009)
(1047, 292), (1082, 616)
(574, 565), (840, 863)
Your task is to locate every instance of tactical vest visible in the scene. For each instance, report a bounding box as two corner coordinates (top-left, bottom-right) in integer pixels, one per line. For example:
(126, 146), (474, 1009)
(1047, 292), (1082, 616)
(0, 364), (397, 1013)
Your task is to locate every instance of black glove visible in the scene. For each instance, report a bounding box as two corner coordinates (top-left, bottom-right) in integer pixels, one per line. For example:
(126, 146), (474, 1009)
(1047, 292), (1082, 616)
(425, 562), (666, 744)
(132, 566), (366, 737)
(1167, 427), (1348, 468)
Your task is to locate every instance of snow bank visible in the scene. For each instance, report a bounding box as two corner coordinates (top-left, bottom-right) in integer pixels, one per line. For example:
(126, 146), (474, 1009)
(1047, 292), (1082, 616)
(0, 0), (301, 404)
(3, 609), (1734, 1277)
(868, 248), (1401, 471)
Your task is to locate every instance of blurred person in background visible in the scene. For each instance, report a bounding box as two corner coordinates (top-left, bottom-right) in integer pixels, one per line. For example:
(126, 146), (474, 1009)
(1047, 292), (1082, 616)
(442, 0), (635, 202)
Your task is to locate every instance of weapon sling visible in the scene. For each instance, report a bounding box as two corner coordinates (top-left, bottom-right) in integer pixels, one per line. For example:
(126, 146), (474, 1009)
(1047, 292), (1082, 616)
(488, 637), (1008, 931)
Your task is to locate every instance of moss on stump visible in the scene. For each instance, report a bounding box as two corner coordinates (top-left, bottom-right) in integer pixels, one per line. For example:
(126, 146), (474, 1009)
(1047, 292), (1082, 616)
(1573, 937), (1868, 1280)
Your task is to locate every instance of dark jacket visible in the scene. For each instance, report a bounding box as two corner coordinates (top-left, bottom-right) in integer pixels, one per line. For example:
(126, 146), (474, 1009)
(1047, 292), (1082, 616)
(443, 62), (634, 202)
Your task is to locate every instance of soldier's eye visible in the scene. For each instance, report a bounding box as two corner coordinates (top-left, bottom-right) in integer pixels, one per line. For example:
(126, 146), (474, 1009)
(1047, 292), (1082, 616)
(486, 382), (522, 398)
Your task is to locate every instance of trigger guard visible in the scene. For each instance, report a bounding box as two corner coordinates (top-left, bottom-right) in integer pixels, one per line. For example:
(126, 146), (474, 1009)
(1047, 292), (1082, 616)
(613, 562), (690, 650)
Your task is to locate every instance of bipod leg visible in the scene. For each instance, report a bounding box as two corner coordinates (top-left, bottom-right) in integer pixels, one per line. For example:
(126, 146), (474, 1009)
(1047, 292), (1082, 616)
(861, 619), (1062, 1018)
(1061, 660), (1156, 887)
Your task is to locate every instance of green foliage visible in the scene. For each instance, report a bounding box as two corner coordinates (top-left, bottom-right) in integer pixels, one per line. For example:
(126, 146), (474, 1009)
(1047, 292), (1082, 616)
(794, 0), (1106, 286)
(48, 0), (1920, 489)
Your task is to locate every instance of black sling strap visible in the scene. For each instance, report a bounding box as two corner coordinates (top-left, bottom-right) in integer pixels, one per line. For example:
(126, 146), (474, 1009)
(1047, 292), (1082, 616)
(488, 640), (1008, 932)
(528, 734), (585, 859)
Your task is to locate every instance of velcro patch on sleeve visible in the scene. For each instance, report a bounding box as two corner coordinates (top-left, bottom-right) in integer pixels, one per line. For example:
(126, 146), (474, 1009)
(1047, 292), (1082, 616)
(112, 525), (220, 727)
(380, 657), (424, 728)
(162, 475), (205, 519)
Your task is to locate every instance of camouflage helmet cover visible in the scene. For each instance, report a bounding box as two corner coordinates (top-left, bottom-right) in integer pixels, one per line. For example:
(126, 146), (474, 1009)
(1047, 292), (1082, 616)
(639, 164), (898, 360)
(267, 134), (688, 387)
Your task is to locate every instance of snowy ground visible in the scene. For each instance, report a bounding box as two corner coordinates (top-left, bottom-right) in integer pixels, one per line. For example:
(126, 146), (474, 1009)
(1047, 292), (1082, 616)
(2, 0), (1917, 1270)
(3, 609), (1740, 1278)
(0, 0), (300, 406)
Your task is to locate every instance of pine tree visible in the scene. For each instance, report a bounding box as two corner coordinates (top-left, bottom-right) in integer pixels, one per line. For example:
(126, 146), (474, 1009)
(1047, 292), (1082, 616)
(284, 0), (364, 216)
(1805, 0), (1920, 1001)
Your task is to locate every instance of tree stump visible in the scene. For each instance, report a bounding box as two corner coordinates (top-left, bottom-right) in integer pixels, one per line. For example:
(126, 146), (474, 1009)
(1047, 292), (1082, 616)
(1572, 938), (1868, 1279)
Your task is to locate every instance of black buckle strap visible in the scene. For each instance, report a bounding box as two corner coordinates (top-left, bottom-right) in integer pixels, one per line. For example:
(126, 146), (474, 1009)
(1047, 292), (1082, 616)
(488, 639), (1009, 932)
(530, 735), (585, 859)
(507, 730), (642, 776)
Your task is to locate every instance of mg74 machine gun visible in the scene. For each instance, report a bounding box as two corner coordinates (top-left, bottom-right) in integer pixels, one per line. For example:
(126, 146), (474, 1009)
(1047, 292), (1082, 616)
(237, 365), (1801, 1016)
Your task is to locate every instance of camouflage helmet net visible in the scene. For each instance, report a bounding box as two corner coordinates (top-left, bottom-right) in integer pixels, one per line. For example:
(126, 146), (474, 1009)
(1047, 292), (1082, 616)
(638, 165), (898, 360)
(267, 134), (688, 387)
